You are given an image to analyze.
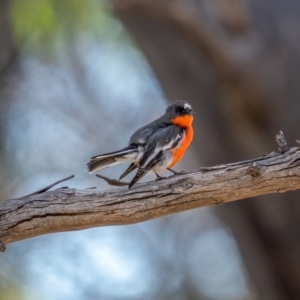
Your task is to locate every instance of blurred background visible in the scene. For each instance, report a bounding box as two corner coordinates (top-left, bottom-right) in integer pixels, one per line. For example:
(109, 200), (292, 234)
(1, 0), (300, 299)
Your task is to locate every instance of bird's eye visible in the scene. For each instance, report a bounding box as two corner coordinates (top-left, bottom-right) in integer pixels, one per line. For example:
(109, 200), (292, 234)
(175, 106), (184, 113)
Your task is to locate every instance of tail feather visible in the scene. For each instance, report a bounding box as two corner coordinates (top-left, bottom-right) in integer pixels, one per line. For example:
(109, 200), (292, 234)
(128, 168), (147, 188)
(88, 158), (119, 173)
(87, 146), (137, 173)
(91, 147), (135, 160)
(119, 163), (138, 180)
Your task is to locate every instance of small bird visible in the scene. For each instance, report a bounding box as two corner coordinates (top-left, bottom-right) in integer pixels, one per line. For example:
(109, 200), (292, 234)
(87, 100), (193, 188)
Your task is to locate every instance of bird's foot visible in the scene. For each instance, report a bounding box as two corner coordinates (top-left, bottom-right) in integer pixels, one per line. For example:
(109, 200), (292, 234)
(167, 168), (186, 177)
(155, 173), (167, 181)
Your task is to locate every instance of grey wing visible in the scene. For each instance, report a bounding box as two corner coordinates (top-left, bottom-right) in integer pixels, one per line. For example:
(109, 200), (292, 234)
(128, 150), (164, 188)
(129, 125), (185, 188)
(122, 123), (163, 181)
(129, 118), (169, 146)
(129, 126), (153, 145)
(128, 125), (184, 188)
(139, 125), (184, 169)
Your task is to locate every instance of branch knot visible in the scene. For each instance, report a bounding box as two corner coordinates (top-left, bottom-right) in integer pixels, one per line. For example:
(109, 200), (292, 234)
(276, 131), (289, 154)
(248, 162), (262, 178)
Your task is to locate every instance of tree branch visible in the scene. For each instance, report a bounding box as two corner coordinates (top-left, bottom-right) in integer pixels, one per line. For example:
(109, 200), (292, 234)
(1, 142), (300, 250)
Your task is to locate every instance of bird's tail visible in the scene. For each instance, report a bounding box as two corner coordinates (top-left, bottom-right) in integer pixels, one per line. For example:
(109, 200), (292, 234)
(119, 163), (138, 180)
(128, 168), (147, 188)
(87, 146), (137, 173)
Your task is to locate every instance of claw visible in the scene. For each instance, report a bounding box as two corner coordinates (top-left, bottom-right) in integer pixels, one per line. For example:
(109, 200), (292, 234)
(155, 173), (167, 181)
(167, 168), (185, 176)
(155, 176), (167, 181)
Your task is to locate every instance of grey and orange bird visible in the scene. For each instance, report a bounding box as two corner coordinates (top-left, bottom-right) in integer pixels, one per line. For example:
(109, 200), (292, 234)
(87, 100), (193, 188)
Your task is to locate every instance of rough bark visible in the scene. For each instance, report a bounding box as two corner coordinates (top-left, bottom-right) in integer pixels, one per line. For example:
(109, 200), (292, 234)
(1, 147), (300, 249)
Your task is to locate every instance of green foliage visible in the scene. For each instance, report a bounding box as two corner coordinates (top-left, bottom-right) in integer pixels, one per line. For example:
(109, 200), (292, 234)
(10, 0), (63, 47)
(9, 0), (123, 56)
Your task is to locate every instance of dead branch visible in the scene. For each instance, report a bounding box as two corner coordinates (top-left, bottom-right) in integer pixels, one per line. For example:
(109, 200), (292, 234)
(25, 175), (75, 196)
(1, 133), (300, 251)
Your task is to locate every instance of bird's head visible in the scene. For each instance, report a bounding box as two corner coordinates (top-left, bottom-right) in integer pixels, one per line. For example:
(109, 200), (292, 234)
(166, 100), (193, 119)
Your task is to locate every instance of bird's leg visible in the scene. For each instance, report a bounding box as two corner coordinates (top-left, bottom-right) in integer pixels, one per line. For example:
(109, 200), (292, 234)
(167, 168), (185, 176)
(155, 172), (167, 181)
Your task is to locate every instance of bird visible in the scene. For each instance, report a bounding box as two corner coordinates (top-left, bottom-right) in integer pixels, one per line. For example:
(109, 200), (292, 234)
(87, 100), (193, 188)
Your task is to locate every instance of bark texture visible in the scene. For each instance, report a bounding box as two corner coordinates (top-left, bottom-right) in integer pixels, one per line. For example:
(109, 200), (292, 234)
(1, 147), (300, 247)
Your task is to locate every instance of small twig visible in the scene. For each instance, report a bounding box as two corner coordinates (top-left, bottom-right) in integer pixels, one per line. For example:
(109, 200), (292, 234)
(25, 175), (75, 196)
(276, 131), (289, 153)
(96, 174), (129, 186)
(0, 240), (6, 252)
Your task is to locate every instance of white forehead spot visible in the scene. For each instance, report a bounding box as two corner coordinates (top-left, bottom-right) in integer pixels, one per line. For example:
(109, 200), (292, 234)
(184, 103), (191, 110)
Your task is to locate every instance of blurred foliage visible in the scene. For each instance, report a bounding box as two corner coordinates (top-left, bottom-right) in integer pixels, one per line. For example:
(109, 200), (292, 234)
(9, 0), (124, 57)
(0, 277), (24, 300)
